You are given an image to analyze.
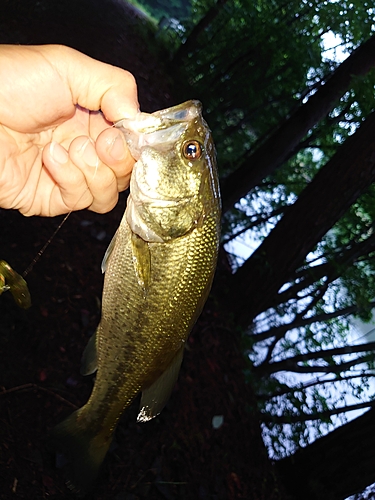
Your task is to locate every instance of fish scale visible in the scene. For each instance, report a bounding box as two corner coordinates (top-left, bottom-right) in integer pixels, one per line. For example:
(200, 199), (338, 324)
(52, 100), (221, 494)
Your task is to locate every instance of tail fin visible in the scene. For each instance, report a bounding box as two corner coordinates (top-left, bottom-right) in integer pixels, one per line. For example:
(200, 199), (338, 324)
(51, 409), (113, 496)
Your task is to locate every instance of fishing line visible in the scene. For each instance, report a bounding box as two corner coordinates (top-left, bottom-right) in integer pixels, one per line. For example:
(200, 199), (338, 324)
(22, 139), (104, 278)
(22, 186), (91, 278)
(22, 211), (73, 278)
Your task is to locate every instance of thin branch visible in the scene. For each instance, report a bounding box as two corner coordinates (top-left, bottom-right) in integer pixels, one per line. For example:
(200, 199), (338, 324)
(273, 233), (375, 308)
(262, 372), (375, 400)
(256, 281), (330, 366)
(262, 337), (279, 366)
(273, 263), (334, 307)
(280, 341), (375, 363)
(261, 399), (375, 423)
(256, 352), (375, 376)
(254, 301), (375, 343)
(0, 383), (78, 409)
(222, 205), (286, 244)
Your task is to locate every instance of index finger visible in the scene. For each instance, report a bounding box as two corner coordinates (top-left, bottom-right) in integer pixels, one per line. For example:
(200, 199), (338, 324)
(95, 127), (134, 192)
(43, 45), (139, 122)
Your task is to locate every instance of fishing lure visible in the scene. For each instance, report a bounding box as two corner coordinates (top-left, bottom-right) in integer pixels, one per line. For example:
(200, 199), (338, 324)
(0, 260), (31, 309)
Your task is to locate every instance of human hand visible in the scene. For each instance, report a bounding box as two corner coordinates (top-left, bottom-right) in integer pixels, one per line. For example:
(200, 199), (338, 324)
(0, 44), (139, 216)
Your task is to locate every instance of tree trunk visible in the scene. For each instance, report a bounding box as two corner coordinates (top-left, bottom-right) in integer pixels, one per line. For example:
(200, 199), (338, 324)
(227, 110), (375, 329)
(276, 408), (375, 500)
(221, 34), (375, 213)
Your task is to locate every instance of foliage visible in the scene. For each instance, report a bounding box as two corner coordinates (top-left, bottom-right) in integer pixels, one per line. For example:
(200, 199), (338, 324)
(130, 0), (192, 21)
(168, 0), (375, 465)
(352, 483), (375, 500)
(175, 1), (374, 167)
(247, 184), (375, 457)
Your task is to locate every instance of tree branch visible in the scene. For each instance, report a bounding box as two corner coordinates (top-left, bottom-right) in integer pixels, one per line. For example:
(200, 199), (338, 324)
(261, 399), (375, 423)
(254, 301), (375, 343)
(261, 372), (375, 400)
(256, 348), (375, 376)
(221, 34), (375, 212)
(228, 111), (375, 329)
(222, 205), (286, 244)
(273, 232), (375, 307)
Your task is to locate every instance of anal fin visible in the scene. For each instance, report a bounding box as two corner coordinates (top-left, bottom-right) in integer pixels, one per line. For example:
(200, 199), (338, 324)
(137, 345), (184, 423)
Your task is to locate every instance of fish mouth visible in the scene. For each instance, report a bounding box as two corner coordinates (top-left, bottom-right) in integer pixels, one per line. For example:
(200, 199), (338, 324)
(114, 100), (201, 132)
(116, 121), (189, 160)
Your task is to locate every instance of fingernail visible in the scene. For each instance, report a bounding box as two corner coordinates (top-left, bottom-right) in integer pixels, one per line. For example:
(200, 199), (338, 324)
(109, 134), (126, 161)
(117, 102), (140, 120)
(79, 138), (99, 167)
(50, 141), (69, 164)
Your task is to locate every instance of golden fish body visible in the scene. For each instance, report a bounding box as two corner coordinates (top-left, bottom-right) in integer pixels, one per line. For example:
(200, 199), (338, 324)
(0, 260), (31, 308)
(53, 101), (221, 492)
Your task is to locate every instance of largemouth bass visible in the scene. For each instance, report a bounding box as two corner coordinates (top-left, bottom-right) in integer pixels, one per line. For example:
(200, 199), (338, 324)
(0, 260), (31, 308)
(53, 100), (221, 493)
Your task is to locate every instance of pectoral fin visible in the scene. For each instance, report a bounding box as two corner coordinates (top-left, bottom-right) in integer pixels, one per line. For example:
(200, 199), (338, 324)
(131, 232), (151, 291)
(81, 331), (98, 376)
(101, 230), (118, 273)
(137, 345), (184, 422)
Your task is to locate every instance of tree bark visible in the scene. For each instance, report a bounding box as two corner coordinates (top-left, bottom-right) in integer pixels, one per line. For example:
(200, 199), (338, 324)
(221, 34), (375, 213)
(227, 110), (375, 329)
(276, 408), (375, 500)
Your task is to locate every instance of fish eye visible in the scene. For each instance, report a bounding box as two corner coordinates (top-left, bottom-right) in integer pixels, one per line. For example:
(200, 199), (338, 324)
(182, 140), (202, 160)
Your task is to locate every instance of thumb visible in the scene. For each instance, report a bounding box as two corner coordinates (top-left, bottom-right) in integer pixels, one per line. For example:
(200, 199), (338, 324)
(46, 45), (139, 122)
